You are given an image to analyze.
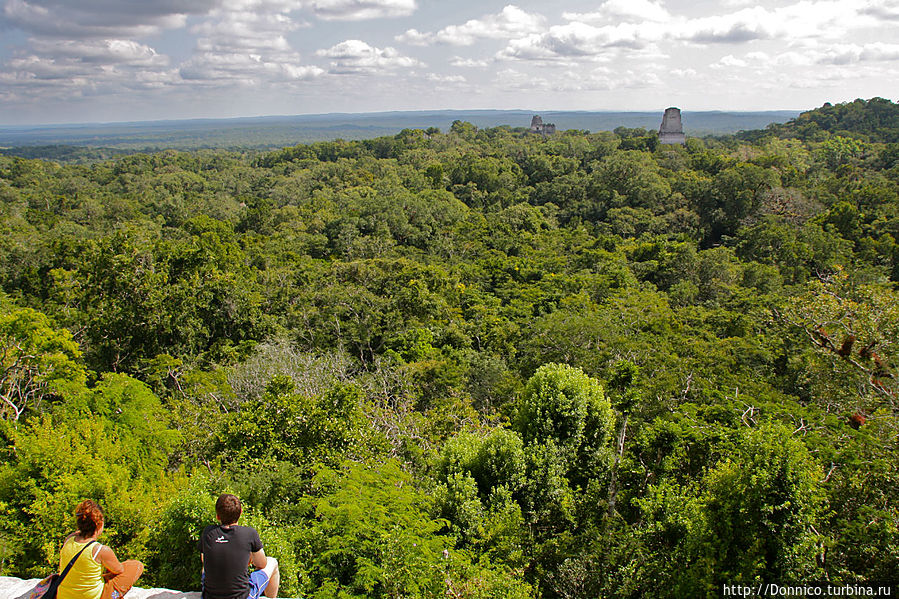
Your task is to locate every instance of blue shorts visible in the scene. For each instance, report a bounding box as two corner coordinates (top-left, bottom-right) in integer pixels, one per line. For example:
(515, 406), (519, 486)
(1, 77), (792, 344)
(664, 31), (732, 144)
(201, 568), (270, 599)
(248, 568), (270, 599)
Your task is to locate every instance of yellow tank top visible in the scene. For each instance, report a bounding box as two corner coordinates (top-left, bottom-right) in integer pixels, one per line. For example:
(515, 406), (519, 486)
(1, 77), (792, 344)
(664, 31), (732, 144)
(57, 538), (103, 599)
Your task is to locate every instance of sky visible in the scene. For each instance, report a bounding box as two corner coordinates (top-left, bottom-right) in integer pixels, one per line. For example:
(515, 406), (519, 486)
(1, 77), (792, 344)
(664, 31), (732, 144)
(0, 0), (897, 125)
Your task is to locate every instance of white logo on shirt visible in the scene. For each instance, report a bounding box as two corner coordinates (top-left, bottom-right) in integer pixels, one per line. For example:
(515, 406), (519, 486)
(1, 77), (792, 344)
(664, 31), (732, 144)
(214, 536), (228, 543)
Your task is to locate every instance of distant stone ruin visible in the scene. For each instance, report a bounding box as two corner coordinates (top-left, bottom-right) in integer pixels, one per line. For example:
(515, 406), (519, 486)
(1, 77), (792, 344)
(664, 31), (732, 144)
(659, 107), (686, 145)
(530, 115), (556, 136)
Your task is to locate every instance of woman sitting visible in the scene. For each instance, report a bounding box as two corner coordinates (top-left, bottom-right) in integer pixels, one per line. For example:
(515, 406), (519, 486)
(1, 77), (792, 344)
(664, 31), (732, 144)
(58, 500), (144, 599)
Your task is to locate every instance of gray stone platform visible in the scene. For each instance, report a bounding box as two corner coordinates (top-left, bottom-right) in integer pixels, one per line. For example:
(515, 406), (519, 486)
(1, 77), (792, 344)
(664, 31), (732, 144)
(0, 576), (201, 599)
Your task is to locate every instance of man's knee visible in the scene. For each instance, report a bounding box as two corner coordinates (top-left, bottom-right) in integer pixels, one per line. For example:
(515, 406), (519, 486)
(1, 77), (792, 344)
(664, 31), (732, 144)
(263, 556), (278, 577)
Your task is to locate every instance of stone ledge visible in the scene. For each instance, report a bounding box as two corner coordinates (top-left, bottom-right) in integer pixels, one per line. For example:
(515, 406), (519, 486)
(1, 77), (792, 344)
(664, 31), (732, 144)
(1, 576), (201, 599)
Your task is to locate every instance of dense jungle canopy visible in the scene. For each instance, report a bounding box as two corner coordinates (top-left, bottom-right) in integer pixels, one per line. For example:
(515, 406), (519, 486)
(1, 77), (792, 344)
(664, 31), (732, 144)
(1, 97), (898, 598)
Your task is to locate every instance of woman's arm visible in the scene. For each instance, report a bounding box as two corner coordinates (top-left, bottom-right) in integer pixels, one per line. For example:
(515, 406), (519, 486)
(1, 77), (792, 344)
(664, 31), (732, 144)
(97, 545), (125, 577)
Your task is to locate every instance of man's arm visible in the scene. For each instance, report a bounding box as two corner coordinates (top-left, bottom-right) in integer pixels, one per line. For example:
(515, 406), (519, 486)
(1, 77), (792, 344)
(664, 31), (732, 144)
(197, 526), (207, 574)
(249, 548), (267, 570)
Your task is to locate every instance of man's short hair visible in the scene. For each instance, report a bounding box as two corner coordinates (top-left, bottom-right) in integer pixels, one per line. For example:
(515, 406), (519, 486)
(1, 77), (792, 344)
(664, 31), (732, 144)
(216, 493), (242, 525)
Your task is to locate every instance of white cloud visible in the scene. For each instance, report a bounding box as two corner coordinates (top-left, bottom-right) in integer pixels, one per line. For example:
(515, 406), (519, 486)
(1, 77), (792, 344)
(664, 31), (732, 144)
(785, 65), (870, 89)
(720, 0), (757, 6)
(398, 4), (545, 46)
(0, 0), (328, 99)
(860, 0), (899, 20)
(670, 67), (698, 78)
(0, 36), (177, 102)
(0, 0), (211, 99)
(563, 0), (670, 24)
(29, 39), (169, 66)
(2, 52), (182, 97)
(180, 52), (323, 82)
(712, 54), (749, 68)
(426, 73), (466, 83)
(497, 21), (661, 61)
(315, 39), (423, 74)
(181, 1), (322, 85)
(496, 65), (660, 93)
(394, 28), (431, 46)
(192, 9), (303, 53)
(856, 42), (899, 61)
(676, 8), (778, 43)
(564, 68), (661, 91)
(126, 68), (181, 89)
(1, 0), (898, 122)
(220, 0), (304, 10)
(308, 0), (416, 21)
(674, 2), (868, 44)
(713, 42), (899, 73)
(788, 42), (899, 65)
(523, 0), (879, 62)
(1, 0), (218, 38)
(6, 55), (93, 81)
(449, 56), (489, 67)
(492, 1), (884, 69)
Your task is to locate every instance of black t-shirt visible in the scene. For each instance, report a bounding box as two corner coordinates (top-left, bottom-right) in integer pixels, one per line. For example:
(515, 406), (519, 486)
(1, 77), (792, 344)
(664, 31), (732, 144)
(198, 524), (263, 599)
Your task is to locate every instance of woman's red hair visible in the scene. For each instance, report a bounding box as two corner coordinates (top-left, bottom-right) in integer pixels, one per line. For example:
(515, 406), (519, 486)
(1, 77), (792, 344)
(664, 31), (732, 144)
(75, 500), (104, 537)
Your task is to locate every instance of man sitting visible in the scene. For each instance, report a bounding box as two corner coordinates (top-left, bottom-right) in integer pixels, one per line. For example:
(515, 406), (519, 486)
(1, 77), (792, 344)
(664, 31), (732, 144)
(199, 494), (280, 599)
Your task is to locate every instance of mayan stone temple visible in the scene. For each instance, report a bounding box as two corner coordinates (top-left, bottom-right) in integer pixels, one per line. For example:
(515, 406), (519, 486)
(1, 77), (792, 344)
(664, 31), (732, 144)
(530, 115), (556, 136)
(659, 107), (686, 145)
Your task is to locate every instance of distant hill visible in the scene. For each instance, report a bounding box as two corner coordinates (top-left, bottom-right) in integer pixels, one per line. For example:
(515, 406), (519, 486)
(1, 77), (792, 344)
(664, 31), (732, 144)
(0, 144), (135, 162)
(0, 109), (799, 156)
(743, 97), (899, 143)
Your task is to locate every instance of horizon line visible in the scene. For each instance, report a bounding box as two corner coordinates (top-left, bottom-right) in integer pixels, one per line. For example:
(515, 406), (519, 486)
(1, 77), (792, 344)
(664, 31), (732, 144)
(0, 107), (806, 130)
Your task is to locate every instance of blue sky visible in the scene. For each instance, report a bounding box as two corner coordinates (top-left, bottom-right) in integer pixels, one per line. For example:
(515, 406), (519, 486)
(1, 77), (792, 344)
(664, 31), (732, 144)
(0, 0), (897, 125)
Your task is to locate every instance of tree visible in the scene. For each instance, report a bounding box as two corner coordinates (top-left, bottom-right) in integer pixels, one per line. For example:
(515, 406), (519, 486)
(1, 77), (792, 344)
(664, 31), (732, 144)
(0, 306), (86, 421)
(512, 364), (615, 595)
(434, 429), (528, 566)
(590, 151), (671, 214)
(780, 269), (899, 415)
(700, 163), (779, 244)
(636, 424), (825, 598)
(304, 460), (449, 598)
(215, 376), (372, 468)
(689, 425), (824, 595)
(817, 136), (867, 170)
(513, 364), (613, 461)
(0, 376), (177, 577)
(142, 476), (215, 591)
(450, 120), (478, 140)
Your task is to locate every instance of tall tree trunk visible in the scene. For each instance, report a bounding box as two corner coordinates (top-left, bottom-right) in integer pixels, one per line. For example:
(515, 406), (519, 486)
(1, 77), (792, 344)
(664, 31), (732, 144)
(607, 413), (628, 516)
